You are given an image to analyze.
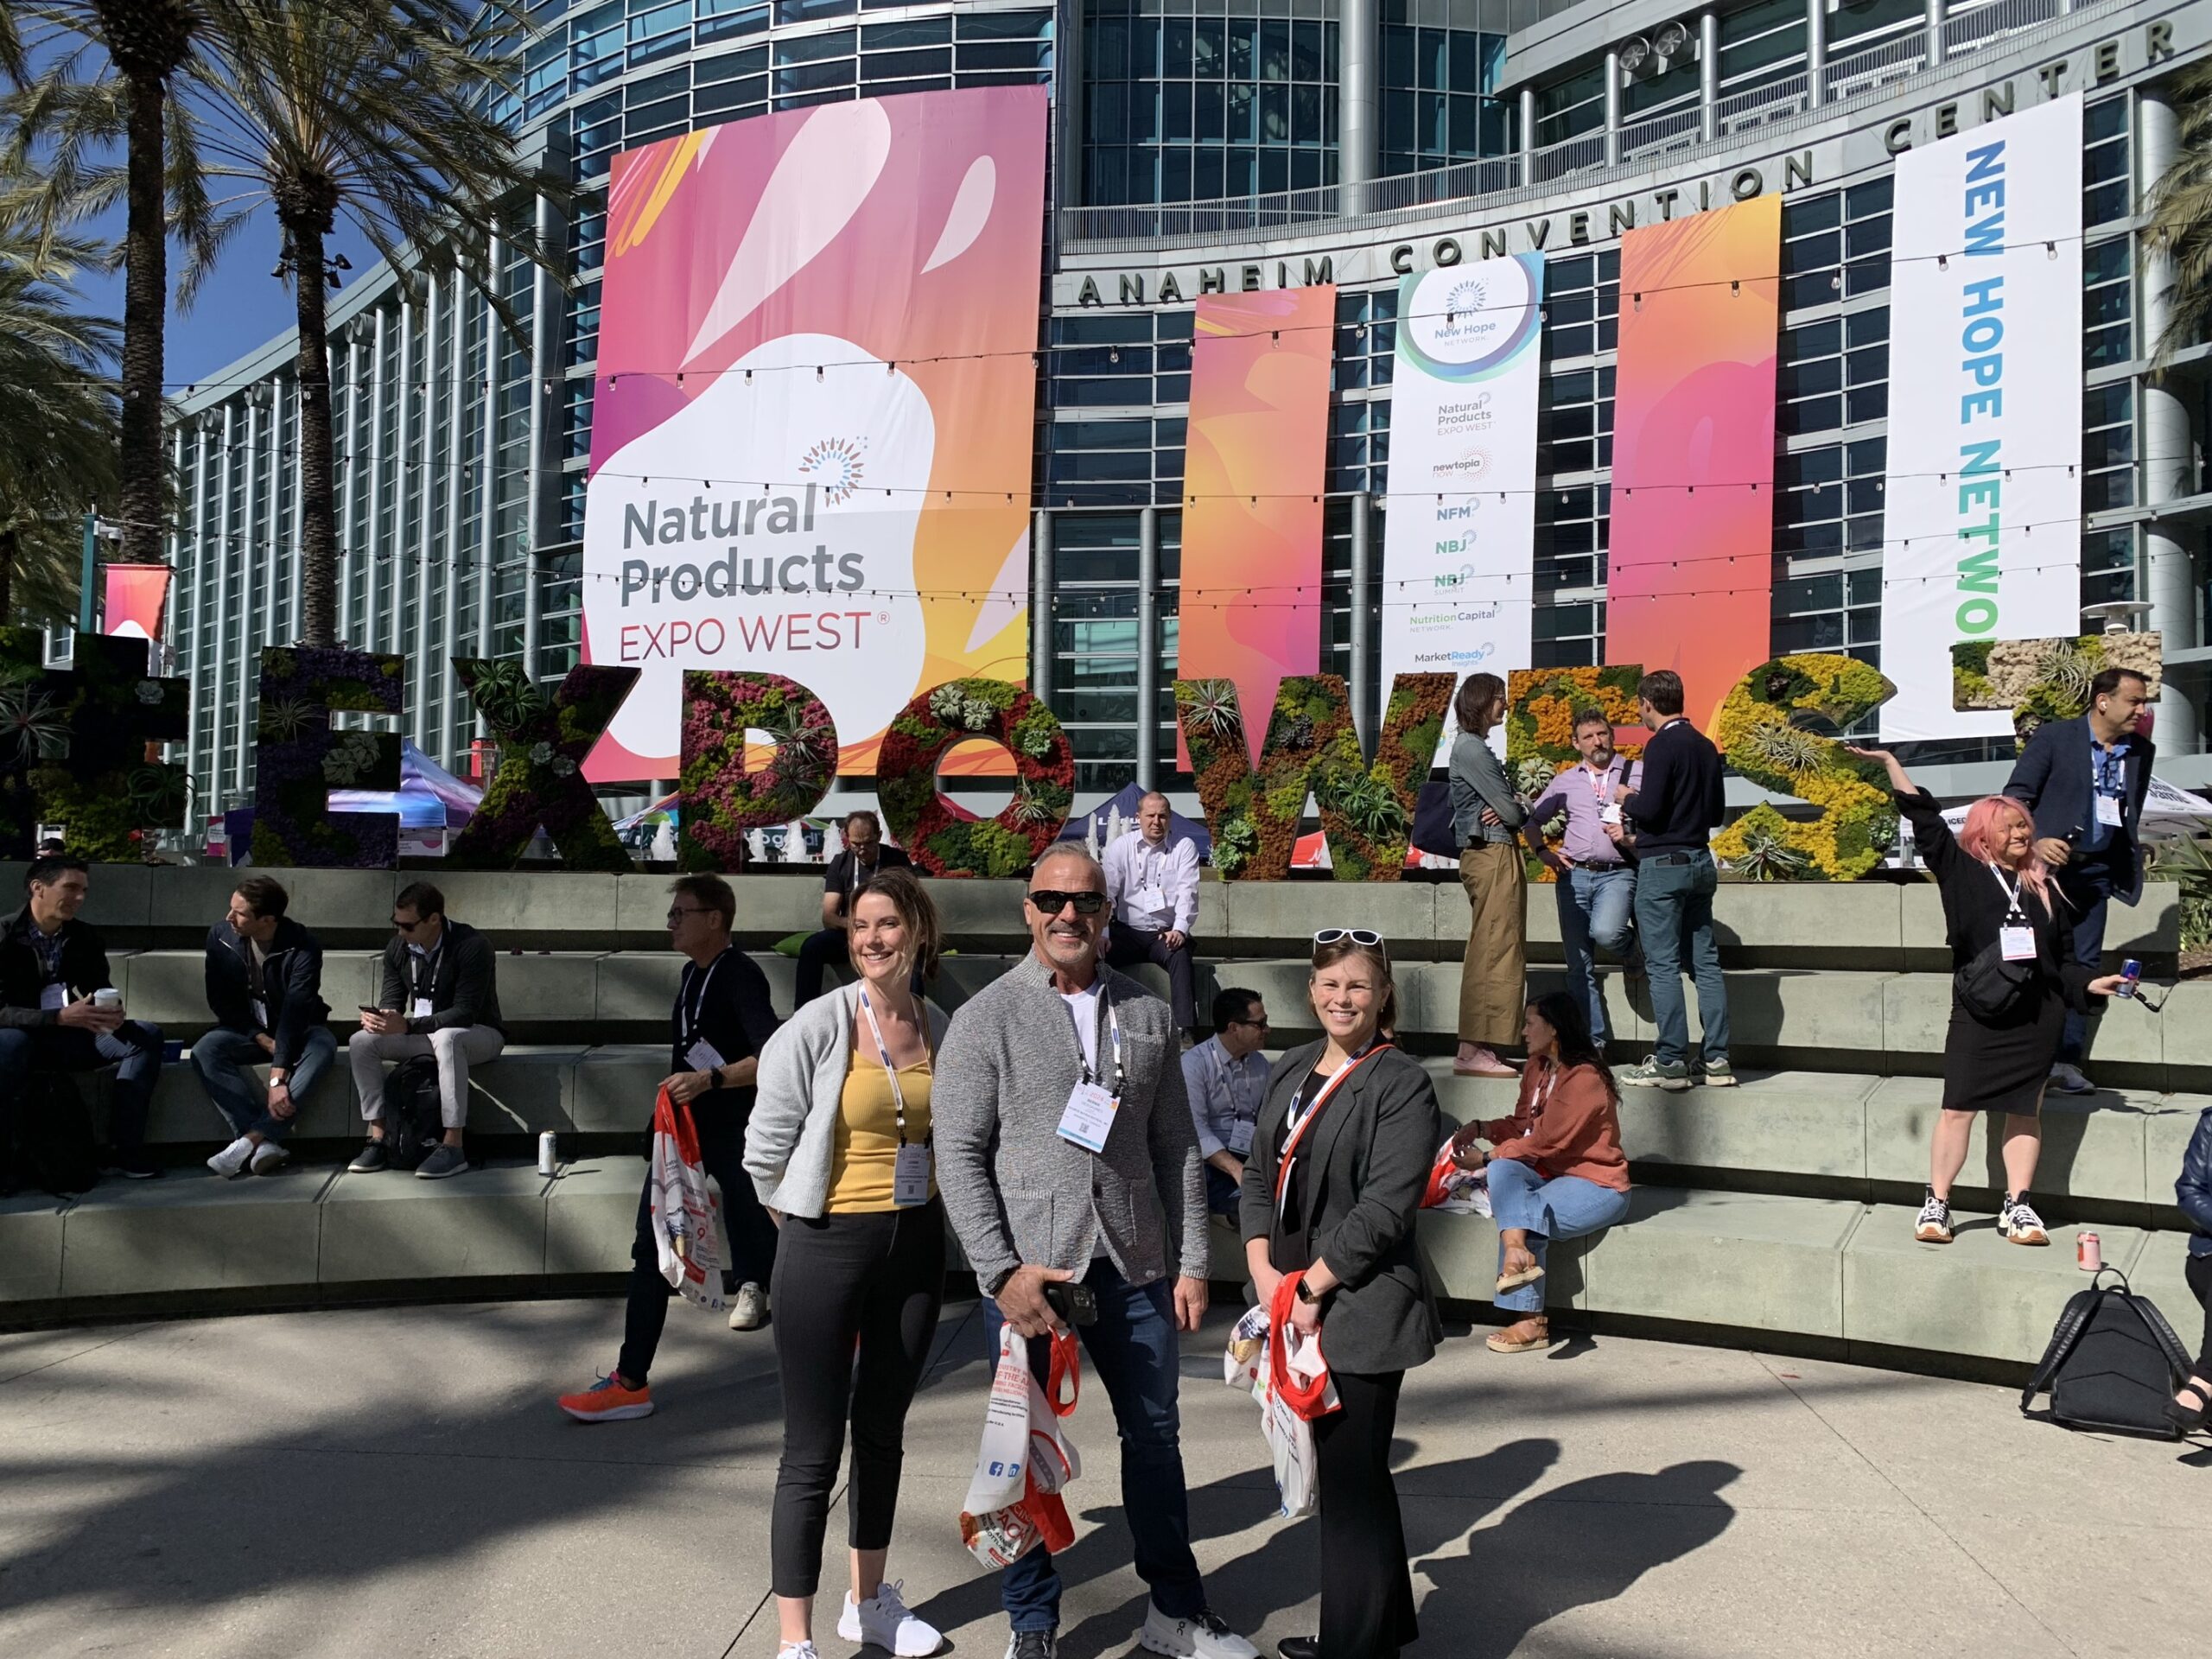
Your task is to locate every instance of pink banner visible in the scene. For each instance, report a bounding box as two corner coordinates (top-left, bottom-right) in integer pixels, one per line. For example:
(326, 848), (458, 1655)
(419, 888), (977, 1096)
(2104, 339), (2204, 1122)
(1605, 198), (1781, 731)
(581, 89), (1049, 781)
(1179, 286), (1337, 762)
(102, 563), (172, 643)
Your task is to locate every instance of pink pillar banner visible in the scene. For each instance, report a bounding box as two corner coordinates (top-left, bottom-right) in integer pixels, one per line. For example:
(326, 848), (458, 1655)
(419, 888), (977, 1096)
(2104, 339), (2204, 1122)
(101, 563), (173, 643)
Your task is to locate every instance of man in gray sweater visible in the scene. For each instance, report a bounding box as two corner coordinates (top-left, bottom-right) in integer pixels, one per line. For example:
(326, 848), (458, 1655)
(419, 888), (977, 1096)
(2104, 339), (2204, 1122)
(934, 845), (1256, 1659)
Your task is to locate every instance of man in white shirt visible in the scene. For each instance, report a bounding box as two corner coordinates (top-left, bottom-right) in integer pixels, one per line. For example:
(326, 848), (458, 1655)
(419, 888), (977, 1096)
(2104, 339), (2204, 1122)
(1179, 988), (1271, 1219)
(1102, 792), (1202, 1042)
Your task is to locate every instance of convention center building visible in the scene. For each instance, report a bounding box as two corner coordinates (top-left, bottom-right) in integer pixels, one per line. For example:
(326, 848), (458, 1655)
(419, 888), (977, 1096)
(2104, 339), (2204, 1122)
(158, 0), (2212, 811)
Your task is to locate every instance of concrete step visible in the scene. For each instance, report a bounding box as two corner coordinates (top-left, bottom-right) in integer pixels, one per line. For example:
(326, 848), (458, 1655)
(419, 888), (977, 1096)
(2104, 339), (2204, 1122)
(6, 1169), (2196, 1374)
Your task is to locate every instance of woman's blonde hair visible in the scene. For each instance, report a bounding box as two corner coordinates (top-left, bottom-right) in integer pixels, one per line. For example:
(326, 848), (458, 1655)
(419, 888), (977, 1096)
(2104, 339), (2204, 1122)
(1308, 935), (1398, 1036)
(849, 866), (943, 982)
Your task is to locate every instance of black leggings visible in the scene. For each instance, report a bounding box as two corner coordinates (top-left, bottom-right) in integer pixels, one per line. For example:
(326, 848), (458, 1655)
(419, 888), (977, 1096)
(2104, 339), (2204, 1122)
(1313, 1368), (1417, 1659)
(2189, 1254), (2212, 1378)
(770, 1201), (946, 1599)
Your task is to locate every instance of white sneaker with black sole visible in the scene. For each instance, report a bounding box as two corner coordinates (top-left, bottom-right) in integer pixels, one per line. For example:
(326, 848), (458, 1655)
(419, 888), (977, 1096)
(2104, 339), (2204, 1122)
(250, 1141), (288, 1175)
(729, 1281), (769, 1331)
(206, 1136), (254, 1179)
(1135, 1605), (1259, 1659)
(838, 1580), (944, 1656)
(1002, 1630), (1056, 1659)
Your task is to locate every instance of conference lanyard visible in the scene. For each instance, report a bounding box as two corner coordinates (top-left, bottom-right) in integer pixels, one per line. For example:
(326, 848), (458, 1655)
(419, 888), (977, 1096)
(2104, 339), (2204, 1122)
(1584, 763), (1618, 805)
(1068, 991), (1124, 1098)
(1530, 1058), (1560, 1121)
(2093, 743), (2126, 799)
(1274, 1043), (1394, 1210)
(1987, 864), (2027, 920)
(408, 942), (442, 1003)
(858, 986), (931, 1148)
(679, 950), (727, 1050)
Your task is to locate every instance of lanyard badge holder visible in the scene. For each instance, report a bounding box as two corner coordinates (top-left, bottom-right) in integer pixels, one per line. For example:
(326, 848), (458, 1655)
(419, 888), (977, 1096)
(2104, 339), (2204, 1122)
(1056, 995), (1125, 1154)
(683, 953), (728, 1074)
(1989, 866), (2037, 963)
(861, 987), (934, 1207)
(1272, 1046), (1391, 1211)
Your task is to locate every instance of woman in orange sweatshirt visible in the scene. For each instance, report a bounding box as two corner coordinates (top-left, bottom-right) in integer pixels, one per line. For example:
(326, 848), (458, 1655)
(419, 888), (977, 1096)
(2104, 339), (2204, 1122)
(1448, 988), (1631, 1353)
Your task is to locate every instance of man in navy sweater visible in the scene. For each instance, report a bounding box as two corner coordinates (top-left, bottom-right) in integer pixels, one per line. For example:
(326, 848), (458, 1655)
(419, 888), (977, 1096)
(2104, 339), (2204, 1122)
(1614, 670), (1732, 1092)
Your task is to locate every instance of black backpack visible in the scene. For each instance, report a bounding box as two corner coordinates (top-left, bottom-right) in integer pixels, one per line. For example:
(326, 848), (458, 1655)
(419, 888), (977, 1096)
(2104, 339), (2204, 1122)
(383, 1056), (446, 1171)
(2, 1073), (100, 1198)
(2021, 1267), (2195, 1440)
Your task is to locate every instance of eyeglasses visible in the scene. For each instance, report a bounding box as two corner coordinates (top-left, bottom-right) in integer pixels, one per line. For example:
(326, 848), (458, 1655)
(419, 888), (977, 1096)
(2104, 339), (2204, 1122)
(1313, 928), (1384, 947)
(665, 906), (710, 923)
(1027, 888), (1109, 917)
(1231, 1015), (1271, 1029)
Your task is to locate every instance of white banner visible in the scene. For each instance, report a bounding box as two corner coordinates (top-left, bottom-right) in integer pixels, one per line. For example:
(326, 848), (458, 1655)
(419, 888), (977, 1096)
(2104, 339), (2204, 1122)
(1878, 93), (2083, 741)
(1380, 255), (1545, 757)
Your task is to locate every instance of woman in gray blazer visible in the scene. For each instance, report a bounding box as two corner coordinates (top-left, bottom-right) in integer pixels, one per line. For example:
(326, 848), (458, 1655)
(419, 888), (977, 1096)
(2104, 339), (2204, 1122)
(1241, 932), (1443, 1659)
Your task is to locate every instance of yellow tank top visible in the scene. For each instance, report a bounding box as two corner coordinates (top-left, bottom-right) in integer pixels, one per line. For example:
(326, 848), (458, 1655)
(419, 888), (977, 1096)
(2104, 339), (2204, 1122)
(827, 1053), (935, 1212)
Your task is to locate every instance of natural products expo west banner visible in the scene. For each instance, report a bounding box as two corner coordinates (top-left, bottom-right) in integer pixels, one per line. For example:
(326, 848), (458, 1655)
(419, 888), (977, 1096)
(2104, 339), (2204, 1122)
(1878, 94), (2083, 742)
(1178, 286), (1337, 763)
(1605, 196), (1782, 731)
(1379, 254), (1545, 757)
(581, 88), (1047, 780)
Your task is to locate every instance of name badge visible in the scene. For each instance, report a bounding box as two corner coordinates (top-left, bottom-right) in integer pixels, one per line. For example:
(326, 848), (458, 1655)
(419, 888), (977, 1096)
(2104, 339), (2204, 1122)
(410, 996), (434, 1019)
(686, 1038), (725, 1073)
(893, 1142), (933, 1208)
(1999, 925), (2037, 962)
(1131, 885), (1167, 916)
(1057, 1081), (1120, 1154)
(251, 997), (270, 1030)
(2095, 794), (2122, 827)
(1228, 1119), (1255, 1156)
(1600, 803), (1624, 826)
(40, 983), (67, 1012)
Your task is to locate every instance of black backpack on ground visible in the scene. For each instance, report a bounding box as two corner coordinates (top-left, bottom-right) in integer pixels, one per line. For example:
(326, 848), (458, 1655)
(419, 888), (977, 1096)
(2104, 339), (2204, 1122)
(383, 1056), (446, 1171)
(2, 1073), (100, 1198)
(2021, 1267), (2195, 1440)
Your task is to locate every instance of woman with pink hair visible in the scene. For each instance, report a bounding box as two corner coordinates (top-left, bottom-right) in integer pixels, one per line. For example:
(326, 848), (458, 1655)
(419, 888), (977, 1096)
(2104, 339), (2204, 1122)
(1850, 747), (2127, 1246)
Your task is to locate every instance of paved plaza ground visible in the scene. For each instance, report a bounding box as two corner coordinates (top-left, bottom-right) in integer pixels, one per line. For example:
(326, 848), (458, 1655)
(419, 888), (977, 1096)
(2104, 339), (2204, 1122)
(2, 1295), (2206, 1659)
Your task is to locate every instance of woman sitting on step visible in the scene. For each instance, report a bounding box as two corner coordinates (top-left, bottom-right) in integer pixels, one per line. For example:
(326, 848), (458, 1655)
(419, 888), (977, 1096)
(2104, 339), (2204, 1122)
(1448, 990), (1630, 1354)
(1847, 747), (2127, 1248)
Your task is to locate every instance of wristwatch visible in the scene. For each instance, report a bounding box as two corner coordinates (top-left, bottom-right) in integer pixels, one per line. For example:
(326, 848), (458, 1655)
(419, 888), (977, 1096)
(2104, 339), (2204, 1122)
(1294, 1276), (1319, 1305)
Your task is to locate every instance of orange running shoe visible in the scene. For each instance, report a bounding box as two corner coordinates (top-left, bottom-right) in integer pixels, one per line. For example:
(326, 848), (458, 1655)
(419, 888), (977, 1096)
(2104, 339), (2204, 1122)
(557, 1372), (655, 1422)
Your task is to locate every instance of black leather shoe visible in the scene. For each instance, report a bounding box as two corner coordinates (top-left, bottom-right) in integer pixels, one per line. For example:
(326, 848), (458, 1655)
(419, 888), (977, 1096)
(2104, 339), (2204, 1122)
(1278, 1639), (1319, 1659)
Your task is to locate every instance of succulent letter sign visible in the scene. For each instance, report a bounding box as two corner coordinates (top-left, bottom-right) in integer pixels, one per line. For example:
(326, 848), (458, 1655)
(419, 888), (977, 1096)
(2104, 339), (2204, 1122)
(677, 671), (839, 872)
(449, 662), (640, 871)
(252, 647), (405, 868)
(0, 628), (188, 861)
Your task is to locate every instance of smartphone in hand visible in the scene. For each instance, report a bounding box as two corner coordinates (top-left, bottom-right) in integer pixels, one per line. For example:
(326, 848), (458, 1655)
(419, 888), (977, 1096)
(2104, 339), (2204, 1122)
(1044, 1281), (1099, 1327)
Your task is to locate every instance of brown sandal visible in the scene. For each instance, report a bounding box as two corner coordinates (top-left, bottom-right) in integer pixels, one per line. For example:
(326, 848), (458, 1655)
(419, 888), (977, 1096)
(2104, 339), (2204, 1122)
(1486, 1325), (1552, 1353)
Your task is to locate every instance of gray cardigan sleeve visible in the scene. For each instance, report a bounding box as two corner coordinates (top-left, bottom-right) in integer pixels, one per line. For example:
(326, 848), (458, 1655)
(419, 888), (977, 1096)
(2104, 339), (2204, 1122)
(1313, 1060), (1442, 1291)
(742, 1012), (823, 1199)
(931, 1008), (1021, 1294)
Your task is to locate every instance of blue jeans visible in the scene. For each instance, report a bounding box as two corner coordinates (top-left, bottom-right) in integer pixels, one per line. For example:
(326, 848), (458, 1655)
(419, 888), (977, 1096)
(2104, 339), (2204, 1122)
(982, 1258), (1205, 1634)
(1556, 865), (1637, 1046)
(0, 1019), (164, 1155)
(193, 1025), (337, 1142)
(1631, 850), (1729, 1067)
(2056, 857), (2118, 1065)
(1487, 1158), (1630, 1313)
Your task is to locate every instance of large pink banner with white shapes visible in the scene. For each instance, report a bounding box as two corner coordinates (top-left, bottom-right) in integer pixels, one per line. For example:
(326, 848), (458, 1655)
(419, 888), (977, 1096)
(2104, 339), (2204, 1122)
(582, 88), (1048, 781)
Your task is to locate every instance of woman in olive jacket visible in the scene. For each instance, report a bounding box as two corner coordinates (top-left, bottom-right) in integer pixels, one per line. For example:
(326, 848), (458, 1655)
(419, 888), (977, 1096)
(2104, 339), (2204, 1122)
(1242, 931), (1442, 1659)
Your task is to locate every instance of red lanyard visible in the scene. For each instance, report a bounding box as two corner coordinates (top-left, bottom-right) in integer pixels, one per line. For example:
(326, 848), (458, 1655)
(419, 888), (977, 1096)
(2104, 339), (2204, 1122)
(1273, 1044), (1394, 1209)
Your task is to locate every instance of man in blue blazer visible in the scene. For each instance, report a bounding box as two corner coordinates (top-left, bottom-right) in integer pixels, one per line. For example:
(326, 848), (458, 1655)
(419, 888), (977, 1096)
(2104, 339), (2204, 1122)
(2004, 665), (2154, 1092)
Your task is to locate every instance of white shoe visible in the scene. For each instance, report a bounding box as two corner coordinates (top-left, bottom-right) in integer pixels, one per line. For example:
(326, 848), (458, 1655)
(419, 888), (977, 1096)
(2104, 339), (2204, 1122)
(1135, 1604), (1258, 1659)
(206, 1136), (253, 1179)
(2049, 1062), (2094, 1095)
(777, 1643), (821, 1659)
(839, 1580), (944, 1656)
(250, 1141), (288, 1175)
(729, 1282), (770, 1331)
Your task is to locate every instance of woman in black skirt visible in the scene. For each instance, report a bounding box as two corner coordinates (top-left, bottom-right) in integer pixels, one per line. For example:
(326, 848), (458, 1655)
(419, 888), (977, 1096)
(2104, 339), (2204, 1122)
(1849, 747), (2126, 1247)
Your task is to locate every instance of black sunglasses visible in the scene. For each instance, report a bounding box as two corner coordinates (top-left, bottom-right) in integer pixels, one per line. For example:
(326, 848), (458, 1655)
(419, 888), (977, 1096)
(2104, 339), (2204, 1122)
(1027, 888), (1109, 917)
(391, 915), (426, 931)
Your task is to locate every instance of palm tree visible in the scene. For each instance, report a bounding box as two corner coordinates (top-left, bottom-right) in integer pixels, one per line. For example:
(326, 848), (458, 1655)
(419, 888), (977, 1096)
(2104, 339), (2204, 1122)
(2145, 56), (2212, 363)
(187, 0), (563, 646)
(0, 220), (118, 625)
(0, 2), (230, 570)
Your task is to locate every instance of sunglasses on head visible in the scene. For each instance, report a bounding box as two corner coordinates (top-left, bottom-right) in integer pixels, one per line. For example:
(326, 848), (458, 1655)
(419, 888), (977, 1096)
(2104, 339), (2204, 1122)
(1027, 888), (1109, 916)
(1313, 928), (1384, 947)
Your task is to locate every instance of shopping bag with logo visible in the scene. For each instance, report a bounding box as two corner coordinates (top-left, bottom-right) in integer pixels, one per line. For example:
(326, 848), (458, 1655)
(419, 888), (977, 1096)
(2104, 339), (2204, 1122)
(958, 1324), (1083, 1567)
(1230, 1275), (1340, 1521)
(646, 1086), (728, 1313)
(1422, 1135), (1491, 1217)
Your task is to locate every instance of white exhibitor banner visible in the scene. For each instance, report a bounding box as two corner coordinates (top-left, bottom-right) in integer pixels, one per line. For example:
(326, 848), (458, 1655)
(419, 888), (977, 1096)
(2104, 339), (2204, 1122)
(1878, 92), (2083, 741)
(1380, 254), (1546, 758)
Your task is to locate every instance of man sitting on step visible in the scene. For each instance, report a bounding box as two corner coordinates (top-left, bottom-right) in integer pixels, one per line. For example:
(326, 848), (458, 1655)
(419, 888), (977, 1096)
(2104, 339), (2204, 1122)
(197, 874), (335, 1179)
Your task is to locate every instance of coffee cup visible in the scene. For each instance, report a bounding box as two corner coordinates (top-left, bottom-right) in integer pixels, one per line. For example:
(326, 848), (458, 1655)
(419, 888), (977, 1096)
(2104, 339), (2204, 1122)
(92, 988), (123, 1011)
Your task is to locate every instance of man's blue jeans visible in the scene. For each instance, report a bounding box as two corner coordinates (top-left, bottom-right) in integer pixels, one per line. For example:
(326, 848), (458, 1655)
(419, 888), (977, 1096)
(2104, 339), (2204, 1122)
(2056, 856), (2119, 1066)
(982, 1257), (1205, 1634)
(1556, 865), (1637, 1046)
(1631, 850), (1729, 1067)
(193, 1026), (337, 1141)
(1488, 1157), (1630, 1314)
(0, 1020), (163, 1154)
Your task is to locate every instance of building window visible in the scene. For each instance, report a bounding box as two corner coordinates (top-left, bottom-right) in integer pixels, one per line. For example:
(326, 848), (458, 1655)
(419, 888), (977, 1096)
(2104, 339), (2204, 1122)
(1772, 438), (1885, 665)
(2083, 236), (2132, 368)
(2082, 383), (2134, 512)
(1777, 308), (1888, 436)
(2083, 95), (2129, 226)
(1543, 250), (1619, 361)
(2082, 525), (2137, 607)
(1379, 23), (1508, 177)
(1541, 365), (1614, 476)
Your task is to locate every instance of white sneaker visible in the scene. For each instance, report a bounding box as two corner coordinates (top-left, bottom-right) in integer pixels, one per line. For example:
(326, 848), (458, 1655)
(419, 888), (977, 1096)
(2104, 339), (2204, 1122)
(1135, 1604), (1258, 1659)
(777, 1643), (821, 1659)
(206, 1136), (253, 1179)
(839, 1580), (944, 1656)
(2001, 1198), (2050, 1246)
(729, 1282), (770, 1331)
(2049, 1062), (2094, 1095)
(250, 1141), (288, 1175)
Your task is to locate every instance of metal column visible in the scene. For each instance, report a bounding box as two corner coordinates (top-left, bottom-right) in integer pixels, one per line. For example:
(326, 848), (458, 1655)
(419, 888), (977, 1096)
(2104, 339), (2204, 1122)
(440, 266), (467, 764)
(1519, 86), (1536, 176)
(1339, 0), (1379, 217)
(391, 299), (414, 671)
(1603, 48), (1622, 166)
(1700, 12), (1719, 141)
(1136, 505), (1160, 791)
(337, 333), (360, 645)
(1030, 507), (1054, 701)
(1052, 0), (1086, 212)
(1924, 0), (1945, 69)
(523, 195), (561, 680)
(183, 422), (212, 798)
(213, 405), (237, 805)
(1348, 491), (1374, 747)
(2139, 84), (2201, 750)
(476, 255), (499, 663)
(363, 308), (389, 652)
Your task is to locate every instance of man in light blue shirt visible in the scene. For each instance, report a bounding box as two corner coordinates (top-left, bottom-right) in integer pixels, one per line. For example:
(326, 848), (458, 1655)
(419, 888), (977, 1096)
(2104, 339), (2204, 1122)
(1179, 988), (1272, 1217)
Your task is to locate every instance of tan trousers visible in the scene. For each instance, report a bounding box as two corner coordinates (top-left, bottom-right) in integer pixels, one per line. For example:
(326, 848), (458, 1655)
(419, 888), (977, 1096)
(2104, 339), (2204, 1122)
(1458, 842), (1528, 1048)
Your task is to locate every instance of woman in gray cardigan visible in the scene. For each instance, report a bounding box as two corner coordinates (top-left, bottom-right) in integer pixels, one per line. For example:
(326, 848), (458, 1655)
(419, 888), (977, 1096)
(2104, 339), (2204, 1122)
(1242, 932), (1442, 1659)
(1447, 671), (1527, 1077)
(744, 868), (955, 1659)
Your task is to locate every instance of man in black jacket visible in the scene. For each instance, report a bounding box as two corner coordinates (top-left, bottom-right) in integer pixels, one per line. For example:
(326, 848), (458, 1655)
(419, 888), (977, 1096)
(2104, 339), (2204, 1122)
(2005, 665), (2155, 1094)
(1615, 670), (1733, 1092)
(345, 881), (505, 1179)
(795, 810), (912, 1006)
(195, 874), (334, 1178)
(0, 855), (165, 1179)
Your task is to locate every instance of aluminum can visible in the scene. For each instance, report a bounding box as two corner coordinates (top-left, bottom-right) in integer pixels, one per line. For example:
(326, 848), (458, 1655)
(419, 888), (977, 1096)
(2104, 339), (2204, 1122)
(538, 1131), (558, 1177)
(2077, 1230), (2101, 1272)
